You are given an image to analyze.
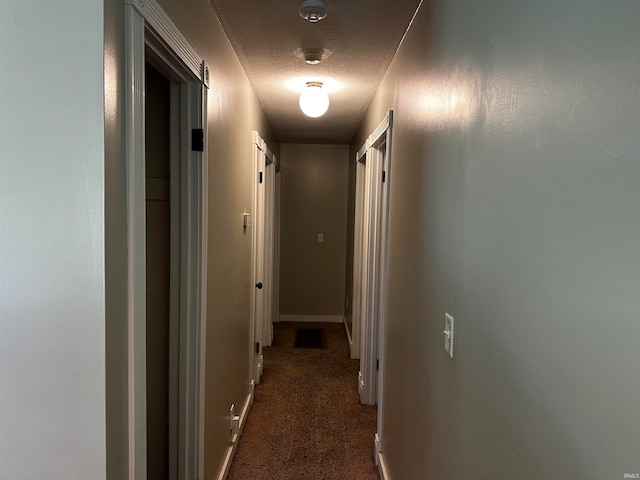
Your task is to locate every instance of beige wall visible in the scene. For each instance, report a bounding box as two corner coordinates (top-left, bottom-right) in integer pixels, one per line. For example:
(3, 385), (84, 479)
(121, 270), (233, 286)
(354, 0), (640, 478)
(343, 145), (358, 335)
(280, 144), (349, 317)
(104, 0), (277, 478)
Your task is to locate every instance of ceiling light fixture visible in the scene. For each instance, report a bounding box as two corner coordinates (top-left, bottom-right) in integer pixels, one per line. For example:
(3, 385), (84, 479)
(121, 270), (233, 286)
(299, 82), (329, 117)
(299, 0), (327, 23)
(303, 49), (323, 65)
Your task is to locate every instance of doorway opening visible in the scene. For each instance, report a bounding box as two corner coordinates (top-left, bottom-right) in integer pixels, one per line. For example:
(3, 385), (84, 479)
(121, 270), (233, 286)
(144, 61), (178, 480)
(353, 111), (393, 414)
(250, 132), (277, 385)
(125, 1), (209, 478)
(352, 111), (394, 473)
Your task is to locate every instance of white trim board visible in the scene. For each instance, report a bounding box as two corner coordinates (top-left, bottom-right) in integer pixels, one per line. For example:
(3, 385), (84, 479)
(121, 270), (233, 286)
(344, 317), (353, 347)
(125, 0), (208, 86)
(377, 452), (391, 480)
(375, 434), (390, 480)
(279, 315), (344, 323)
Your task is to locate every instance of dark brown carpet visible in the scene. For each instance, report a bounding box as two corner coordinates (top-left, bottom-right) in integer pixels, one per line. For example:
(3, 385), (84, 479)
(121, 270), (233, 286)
(294, 327), (325, 349)
(227, 322), (379, 480)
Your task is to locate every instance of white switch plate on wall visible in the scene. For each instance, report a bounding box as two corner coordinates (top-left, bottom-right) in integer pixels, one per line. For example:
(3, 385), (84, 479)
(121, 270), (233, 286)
(444, 313), (454, 358)
(317, 233), (324, 243)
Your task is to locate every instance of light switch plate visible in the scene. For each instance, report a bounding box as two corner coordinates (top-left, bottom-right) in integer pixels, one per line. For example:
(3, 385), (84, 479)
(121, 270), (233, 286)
(317, 233), (324, 243)
(444, 313), (454, 358)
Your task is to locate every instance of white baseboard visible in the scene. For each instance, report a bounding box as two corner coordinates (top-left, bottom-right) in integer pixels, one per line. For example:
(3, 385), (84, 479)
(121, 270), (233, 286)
(344, 318), (353, 346)
(377, 451), (390, 480)
(279, 314), (344, 323)
(217, 383), (255, 480)
(375, 433), (390, 480)
(343, 318), (360, 359)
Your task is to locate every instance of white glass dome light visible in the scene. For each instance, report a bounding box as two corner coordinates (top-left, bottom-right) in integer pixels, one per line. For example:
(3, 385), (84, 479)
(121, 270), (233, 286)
(299, 82), (329, 118)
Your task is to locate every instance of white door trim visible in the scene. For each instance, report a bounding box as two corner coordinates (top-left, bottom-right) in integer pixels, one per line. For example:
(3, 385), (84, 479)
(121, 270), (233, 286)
(359, 136), (381, 405)
(124, 1), (208, 478)
(264, 151), (276, 346)
(124, 7), (146, 478)
(195, 83), (209, 480)
(125, 0), (209, 87)
(273, 158), (282, 331)
(373, 111), (393, 445)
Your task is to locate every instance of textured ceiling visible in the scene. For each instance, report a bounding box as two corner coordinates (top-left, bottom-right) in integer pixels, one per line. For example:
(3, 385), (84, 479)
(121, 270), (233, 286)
(208, 0), (422, 144)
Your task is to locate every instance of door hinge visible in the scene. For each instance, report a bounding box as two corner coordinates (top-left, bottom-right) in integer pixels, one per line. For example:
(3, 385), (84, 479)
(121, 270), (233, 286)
(191, 128), (204, 152)
(255, 342), (260, 354)
(382, 171), (386, 183)
(259, 171), (263, 184)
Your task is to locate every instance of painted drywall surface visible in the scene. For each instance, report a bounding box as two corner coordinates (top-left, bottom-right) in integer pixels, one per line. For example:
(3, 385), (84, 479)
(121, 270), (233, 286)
(104, 0), (277, 477)
(0, 1), (105, 479)
(280, 144), (350, 317)
(355, 0), (640, 478)
(343, 145), (358, 337)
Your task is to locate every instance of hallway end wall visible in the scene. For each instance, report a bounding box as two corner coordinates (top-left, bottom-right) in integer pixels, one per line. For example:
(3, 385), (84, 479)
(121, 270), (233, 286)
(354, 0), (640, 478)
(279, 144), (349, 320)
(104, 0), (278, 478)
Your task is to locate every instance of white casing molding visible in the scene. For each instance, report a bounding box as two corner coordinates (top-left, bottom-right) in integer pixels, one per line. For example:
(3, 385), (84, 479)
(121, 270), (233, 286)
(124, 7), (147, 479)
(125, 0), (209, 87)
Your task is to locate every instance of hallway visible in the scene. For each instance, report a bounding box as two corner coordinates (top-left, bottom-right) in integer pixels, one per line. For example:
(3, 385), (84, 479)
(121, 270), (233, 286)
(228, 322), (379, 480)
(2, 0), (640, 478)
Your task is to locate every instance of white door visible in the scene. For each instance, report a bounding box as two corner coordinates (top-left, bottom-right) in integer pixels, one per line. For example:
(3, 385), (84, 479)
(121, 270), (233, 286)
(251, 132), (266, 384)
(273, 163), (282, 338)
(263, 152), (276, 346)
(358, 111), (393, 407)
(251, 133), (276, 383)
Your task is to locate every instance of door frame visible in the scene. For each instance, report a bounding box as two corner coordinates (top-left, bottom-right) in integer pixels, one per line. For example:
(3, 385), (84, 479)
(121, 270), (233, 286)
(125, 1), (209, 478)
(264, 150), (276, 346)
(250, 132), (276, 384)
(372, 116), (392, 448)
(273, 158), (282, 336)
(357, 111), (393, 409)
